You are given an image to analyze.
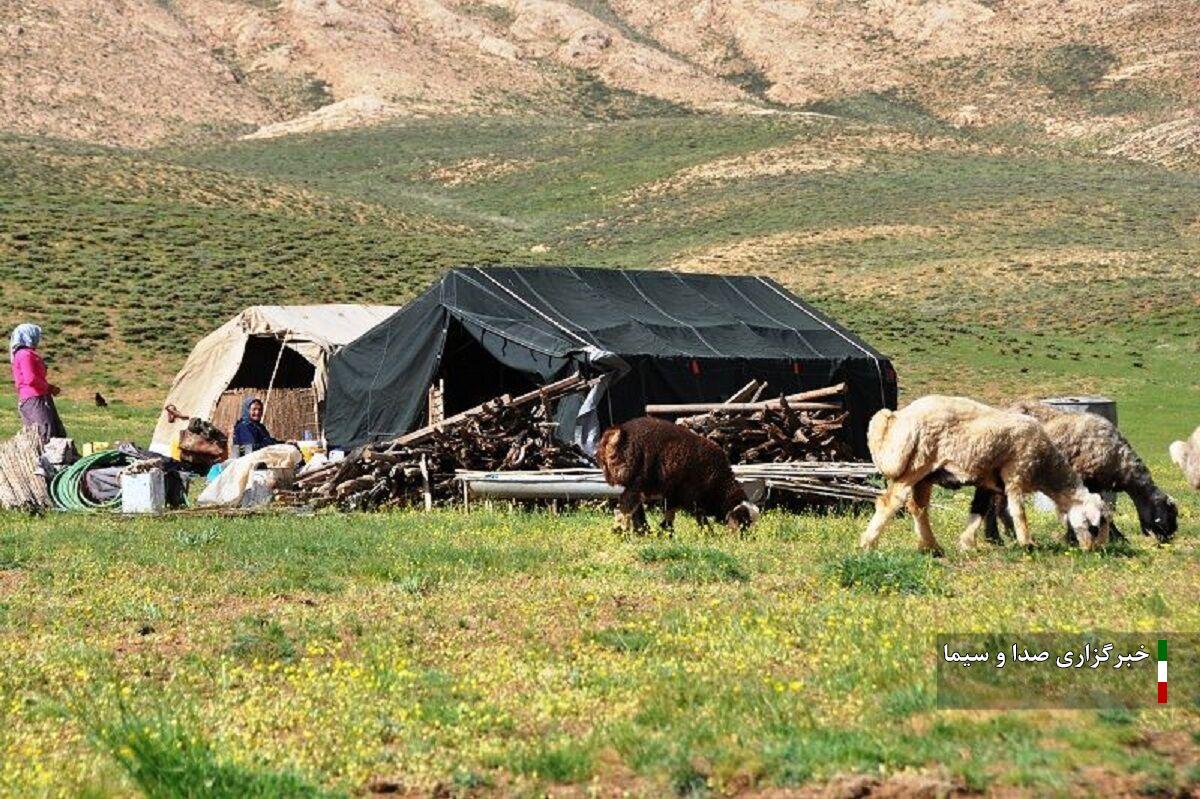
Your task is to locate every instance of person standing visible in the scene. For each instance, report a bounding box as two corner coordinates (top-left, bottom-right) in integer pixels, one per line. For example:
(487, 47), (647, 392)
(9, 323), (68, 442)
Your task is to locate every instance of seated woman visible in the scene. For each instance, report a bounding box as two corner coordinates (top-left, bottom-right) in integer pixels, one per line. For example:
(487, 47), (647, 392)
(232, 396), (280, 455)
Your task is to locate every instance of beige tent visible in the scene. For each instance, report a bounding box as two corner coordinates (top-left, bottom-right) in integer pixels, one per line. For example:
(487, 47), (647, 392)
(150, 305), (399, 454)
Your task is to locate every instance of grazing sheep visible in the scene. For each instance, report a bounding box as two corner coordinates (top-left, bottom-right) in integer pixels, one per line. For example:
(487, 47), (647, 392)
(978, 401), (1177, 544)
(1170, 426), (1200, 490)
(596, 416), (758, 534)
(862, 395), (1111, 553)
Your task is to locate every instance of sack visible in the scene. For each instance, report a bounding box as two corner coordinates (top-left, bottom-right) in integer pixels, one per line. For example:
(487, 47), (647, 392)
(178, 429), (226, 467)
(186, 417), (227, 447)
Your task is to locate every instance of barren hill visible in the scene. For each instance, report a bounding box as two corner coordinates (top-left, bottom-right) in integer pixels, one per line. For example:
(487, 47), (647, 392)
(2, 0), (1197, 153)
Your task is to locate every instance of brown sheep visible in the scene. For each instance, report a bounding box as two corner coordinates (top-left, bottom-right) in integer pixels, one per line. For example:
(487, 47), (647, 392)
(596, 416), (758, 534)
(863, 395), (1111, 553)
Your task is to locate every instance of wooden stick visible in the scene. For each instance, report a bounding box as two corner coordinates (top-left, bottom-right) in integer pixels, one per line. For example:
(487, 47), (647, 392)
(648, 400), (842, 414)
(650, 383), (846, 417)
(390, 373), (595, 447)
(786, 383), (846, 402)
(723, 380), (762, 404)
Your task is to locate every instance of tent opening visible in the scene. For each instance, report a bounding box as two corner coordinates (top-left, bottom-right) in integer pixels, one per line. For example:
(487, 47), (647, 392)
(228, 336), (316, 390)
(435, 320), (541, 421)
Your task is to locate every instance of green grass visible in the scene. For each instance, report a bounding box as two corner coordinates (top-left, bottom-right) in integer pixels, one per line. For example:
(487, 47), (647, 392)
(3, 108), (1200, 795)
(87, 704), (337, 798)
(828, 550), (945, 595)
(1, 475), (1198, 795)
(4, 110), (1196, 425)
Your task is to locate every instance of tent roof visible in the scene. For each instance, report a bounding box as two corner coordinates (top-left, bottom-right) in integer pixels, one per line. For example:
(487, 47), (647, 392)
(324, 267), (894, 449)
(428, 266), (885, 360)
(230, 305), (401, 349)
(149, 304), (399, 453)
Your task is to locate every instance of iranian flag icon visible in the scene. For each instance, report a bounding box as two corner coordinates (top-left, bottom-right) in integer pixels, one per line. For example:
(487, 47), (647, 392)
(1158, 640), (1168, 704)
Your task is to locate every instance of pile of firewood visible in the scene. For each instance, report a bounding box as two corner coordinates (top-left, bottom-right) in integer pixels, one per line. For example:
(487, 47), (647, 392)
(0, 428), (50, 511)
(280, 374), (597, 511)
(651, 380), (854, 464)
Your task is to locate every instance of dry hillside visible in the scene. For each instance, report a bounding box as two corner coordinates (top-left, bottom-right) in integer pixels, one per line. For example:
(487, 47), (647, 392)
(1, 0), (1197, 155)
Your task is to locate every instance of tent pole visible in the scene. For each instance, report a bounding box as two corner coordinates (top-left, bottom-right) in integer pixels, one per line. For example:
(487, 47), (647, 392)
(262, 334), (289, 426)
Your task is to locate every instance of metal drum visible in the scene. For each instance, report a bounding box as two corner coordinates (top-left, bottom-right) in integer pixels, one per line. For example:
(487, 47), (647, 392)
(1040, 395), (1117, 427)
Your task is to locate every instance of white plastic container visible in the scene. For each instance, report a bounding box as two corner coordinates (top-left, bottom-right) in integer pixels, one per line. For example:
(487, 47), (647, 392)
(122, 470), (165, 514)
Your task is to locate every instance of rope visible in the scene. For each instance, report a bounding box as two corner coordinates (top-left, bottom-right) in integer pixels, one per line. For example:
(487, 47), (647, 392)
(470, 268), (593, 348)
(49, 450), (136, 511)
(755, 276), (888, 401)
(262, 334), (290, 420)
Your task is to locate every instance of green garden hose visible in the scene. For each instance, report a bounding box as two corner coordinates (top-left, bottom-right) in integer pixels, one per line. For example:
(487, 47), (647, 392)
(49, 450), (136, 511)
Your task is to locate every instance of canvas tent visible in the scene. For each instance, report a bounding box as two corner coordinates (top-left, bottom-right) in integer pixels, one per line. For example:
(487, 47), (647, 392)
(151, 305), (399, 453)
(324, 267), (896, 456)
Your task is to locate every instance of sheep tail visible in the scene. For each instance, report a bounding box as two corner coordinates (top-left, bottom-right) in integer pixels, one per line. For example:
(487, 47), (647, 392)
(868, 408), (919, 479)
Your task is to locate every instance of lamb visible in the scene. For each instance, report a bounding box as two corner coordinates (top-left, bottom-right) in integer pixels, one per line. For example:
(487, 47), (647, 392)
(596, 416), (758, 534)
(861, 395), (1111, 553)
(977, 401), (1177, 543)
(1169, 426), (1200, 490)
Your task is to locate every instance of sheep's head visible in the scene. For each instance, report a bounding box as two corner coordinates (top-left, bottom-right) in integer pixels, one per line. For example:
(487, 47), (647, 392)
(1169, 439), (1187, 469)
(725, 501), (759, 533)
(1170, 438), (1200, 490)
(1137, 491), (1177, 542)
(1066, 493), (1111, 551)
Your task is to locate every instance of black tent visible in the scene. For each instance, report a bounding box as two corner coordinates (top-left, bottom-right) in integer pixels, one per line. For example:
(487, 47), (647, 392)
(325, 266), (896, 455)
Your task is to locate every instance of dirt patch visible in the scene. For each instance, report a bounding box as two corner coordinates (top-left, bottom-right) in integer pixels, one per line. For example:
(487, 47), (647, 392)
(0, 569), (29, 597)
(426, 156), (534, 186)
(671, 225), (941, 274)
(621, 145), (864, 203)
(728, 769), (966, 798)
(1107, 113), (1200, 167)
(242, 95), (405, 140)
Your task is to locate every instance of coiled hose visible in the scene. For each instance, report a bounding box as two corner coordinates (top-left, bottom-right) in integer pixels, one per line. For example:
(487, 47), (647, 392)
(50, 450), (136, 511)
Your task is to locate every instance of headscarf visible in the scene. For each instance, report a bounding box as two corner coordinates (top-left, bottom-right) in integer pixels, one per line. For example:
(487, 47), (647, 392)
(240, 395), (263, 422)
(9, 324), (42, 360)
(234, 396), (279, 452)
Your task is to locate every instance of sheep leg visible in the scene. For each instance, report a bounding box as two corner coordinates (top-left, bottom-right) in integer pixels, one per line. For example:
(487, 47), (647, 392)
(660, 504), (676, 536)
(860, 481), (911, 550)
(614, 491), (647, 535)
(973, 487), (1003, 544)
(907, 479), (942, 556)
(1006, 489), (1033, 550)
(1110, 520), (1127, 541)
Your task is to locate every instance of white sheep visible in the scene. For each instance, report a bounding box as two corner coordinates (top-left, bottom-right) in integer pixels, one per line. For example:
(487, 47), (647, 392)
(1169, 427), (1200, 490)
(861, 395), (1112, 553)
(978, 400), (1177, 543)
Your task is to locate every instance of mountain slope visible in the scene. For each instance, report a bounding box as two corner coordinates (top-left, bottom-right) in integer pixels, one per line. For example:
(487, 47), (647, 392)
(2, 0), (1196, 151)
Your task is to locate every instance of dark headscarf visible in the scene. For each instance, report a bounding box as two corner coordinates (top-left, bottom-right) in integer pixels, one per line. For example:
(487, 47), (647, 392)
(232, 396), (279, 452)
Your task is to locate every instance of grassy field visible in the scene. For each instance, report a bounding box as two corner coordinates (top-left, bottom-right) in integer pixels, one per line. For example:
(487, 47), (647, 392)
(3, 464), (1199, 797)
(2, 102), (1199, 796)
(3, 103), (1198, 407)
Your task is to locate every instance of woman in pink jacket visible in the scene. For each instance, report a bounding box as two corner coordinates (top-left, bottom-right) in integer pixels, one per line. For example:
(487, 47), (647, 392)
(9, 324), (67, 442)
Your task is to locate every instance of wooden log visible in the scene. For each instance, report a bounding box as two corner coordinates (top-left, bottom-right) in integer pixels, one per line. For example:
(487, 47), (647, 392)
(390, 373), (597, 447)
(723, 380), (763, 404)
(649, 400), (841, 414)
